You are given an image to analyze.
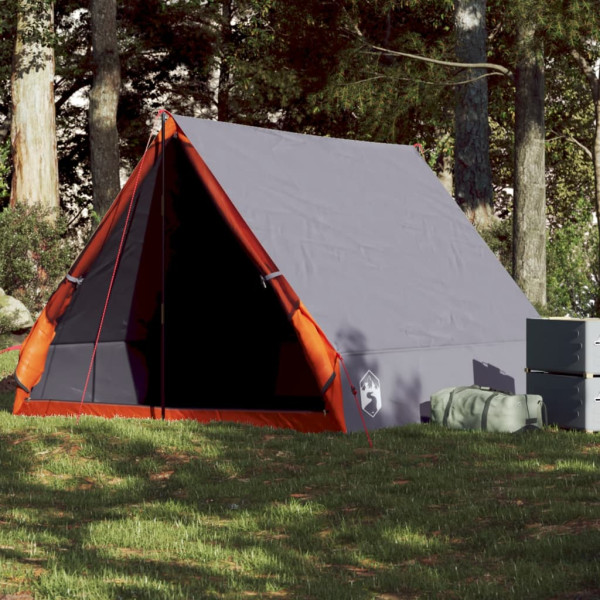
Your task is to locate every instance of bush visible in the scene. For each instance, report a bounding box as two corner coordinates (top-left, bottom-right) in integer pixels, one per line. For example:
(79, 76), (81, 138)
(478, 212), (599, 317)
(0, 204), (76, 315)
(477, 217), (512, 274)
(546, 218), (599, 317)
(0, 141), (10, 208)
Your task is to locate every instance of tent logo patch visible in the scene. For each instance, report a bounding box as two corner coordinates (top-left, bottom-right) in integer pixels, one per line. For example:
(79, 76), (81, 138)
(360, 370), (381, 418)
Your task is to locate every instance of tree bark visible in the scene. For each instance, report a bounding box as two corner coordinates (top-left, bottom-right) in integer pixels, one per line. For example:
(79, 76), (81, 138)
(513, 22), (546, 308)
(217, 0), (232, 122)
(454, 0), (494, 227)
(10, 0), (59, 214)
(89, 0), (121, 217)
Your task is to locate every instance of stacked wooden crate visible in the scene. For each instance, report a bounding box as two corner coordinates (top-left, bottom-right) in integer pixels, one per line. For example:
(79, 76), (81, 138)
(526, 318), (600, 432)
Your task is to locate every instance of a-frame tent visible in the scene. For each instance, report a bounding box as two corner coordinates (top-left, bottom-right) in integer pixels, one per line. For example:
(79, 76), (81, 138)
(13, 113), (538, 432)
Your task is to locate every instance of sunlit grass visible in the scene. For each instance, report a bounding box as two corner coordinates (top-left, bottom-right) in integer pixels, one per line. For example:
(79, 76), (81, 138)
(0, 344), (18, 378)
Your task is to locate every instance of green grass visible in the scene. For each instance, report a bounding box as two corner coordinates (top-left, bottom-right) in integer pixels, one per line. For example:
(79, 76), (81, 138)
(0, 392), (599, 599)
(0, 341), (19, 379)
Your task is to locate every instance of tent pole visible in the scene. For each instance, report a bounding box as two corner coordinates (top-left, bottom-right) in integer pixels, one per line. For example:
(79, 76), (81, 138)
(160, 112), (166, 420)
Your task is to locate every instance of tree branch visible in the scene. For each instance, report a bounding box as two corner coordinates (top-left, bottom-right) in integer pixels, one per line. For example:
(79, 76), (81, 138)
(368, 44), (513, 78)
(548, 130), (593, 160)
(353, 23), (513, 79)
(66, 202), (93, 229)
(341, 75), (387, 86)
(571, 48), (599, 102)
(348, 68), (503, 87)
(55, 77), (92, 111)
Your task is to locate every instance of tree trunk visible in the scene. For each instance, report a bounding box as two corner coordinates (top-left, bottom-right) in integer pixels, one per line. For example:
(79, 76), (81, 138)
(454, 0), (494, 227)
(89, 0), (121, 218)
(217, 0), (232, 122)
(10, 0), (59, 214)
(513, 22), (546, 308)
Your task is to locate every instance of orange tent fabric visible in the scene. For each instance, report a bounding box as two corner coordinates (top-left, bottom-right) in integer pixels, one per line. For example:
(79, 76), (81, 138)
(13, 115), (346, 433)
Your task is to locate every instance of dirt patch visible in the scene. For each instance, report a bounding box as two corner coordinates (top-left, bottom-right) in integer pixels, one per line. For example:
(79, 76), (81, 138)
(149, 470), (175, 481)
(0, 376), (15, 394)
(550, 591), (600, 600)
(156, 449), (193, 466)
(527, 519), (600, 538)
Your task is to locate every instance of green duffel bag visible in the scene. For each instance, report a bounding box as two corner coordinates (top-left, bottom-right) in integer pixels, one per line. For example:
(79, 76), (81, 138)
(430, 385), (545, 433)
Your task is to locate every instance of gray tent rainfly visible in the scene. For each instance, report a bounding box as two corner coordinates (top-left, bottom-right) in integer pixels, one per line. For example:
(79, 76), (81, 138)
(174, 116), (538, 429)
(14, 113), (538, 432)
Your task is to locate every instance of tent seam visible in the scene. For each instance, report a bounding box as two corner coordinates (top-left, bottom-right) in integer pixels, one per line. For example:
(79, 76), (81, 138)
(339, 339), (528, 357)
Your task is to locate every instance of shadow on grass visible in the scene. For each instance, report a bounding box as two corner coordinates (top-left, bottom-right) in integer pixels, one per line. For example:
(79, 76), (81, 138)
(0, 424), (220, 597)
(0, 388), (14, 413)
(1, 418), (600, 599)
(0, 420), (441, 598)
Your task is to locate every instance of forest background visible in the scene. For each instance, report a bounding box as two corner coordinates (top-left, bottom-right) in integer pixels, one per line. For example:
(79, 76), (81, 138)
(1, 0), (600, 322)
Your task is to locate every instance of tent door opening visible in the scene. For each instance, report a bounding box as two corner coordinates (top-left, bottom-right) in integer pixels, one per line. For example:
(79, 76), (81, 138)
(30, 137), (325, 414)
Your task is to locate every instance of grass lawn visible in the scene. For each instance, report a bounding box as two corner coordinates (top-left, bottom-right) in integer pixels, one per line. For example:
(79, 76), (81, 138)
(0, 351), (599, 599)
(0, 342), (19, 383)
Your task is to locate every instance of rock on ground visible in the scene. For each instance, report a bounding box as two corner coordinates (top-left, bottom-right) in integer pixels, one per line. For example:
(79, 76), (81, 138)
(0, 288), (33, 331)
